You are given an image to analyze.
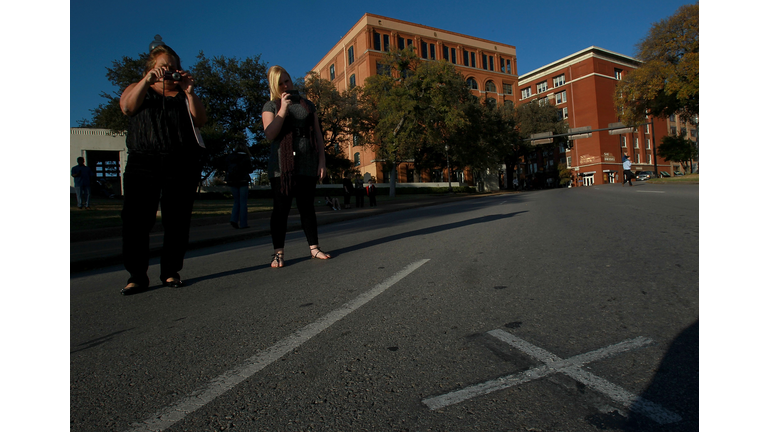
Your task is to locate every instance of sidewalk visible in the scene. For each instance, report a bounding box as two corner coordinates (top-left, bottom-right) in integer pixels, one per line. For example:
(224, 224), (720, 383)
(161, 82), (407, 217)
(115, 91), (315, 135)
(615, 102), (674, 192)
(71, 193), (503, 273)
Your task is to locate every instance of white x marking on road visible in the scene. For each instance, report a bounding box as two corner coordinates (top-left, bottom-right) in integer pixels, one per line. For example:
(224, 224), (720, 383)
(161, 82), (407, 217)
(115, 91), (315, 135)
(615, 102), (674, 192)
(422, 330), (682, 425)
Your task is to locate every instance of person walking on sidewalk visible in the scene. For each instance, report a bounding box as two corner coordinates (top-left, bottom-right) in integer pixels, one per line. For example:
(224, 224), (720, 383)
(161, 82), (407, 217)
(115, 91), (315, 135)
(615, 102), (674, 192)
(354, 173), (365, 208)
(342, 172), (353, 209)
(118, 41), (207, 295)
(367, 179), (377, 207)
(262, 66), (332, 268)
(71, 157), (93, 209)
(226, 143), (253, 229)
(622, 154), (634, 187)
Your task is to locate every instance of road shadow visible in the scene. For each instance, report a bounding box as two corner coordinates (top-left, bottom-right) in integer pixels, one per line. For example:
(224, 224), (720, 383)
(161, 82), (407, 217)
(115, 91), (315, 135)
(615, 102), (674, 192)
(586, 320), (699, 431)
(326, 211), (526, 257)
(183, 211), (526, 286)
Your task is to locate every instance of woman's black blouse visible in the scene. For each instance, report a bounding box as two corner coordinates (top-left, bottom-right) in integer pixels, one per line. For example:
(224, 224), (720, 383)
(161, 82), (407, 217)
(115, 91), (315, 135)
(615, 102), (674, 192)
(126, 89), (198, 155)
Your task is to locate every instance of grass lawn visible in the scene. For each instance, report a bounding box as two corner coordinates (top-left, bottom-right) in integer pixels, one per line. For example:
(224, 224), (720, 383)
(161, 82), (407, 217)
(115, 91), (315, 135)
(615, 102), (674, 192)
(70, 193), (427, 232)
(646, 173), (699, 184)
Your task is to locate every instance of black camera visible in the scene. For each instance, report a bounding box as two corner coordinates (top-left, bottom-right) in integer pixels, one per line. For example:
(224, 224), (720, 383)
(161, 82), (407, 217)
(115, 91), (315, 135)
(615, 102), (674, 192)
(163, 71), (182, 81)
(287, 90), (301, 102)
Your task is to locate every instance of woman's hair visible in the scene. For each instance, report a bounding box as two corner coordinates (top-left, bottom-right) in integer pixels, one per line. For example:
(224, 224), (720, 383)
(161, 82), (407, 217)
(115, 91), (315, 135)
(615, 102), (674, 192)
(267, 65), (290, 101)
(145, 45), (182, 75)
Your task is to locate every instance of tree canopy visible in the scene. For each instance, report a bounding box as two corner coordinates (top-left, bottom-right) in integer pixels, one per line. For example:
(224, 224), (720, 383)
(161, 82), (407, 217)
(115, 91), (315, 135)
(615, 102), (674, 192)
(78, 51), (271, 183)
(657, 133), (698, 173)
(614, 3), (699, 124)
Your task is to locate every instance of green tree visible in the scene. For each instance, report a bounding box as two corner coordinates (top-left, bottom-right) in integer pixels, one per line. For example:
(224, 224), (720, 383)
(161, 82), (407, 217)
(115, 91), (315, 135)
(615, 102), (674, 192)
(79, 51), (271, 185)
(614, 3), (699, 125)
(514, 100), (569, 180)
(302, 72), (369, 182)
(657, 132), (698, 173)
(191, 52), (270, 181)
(362, 48), (482, 195)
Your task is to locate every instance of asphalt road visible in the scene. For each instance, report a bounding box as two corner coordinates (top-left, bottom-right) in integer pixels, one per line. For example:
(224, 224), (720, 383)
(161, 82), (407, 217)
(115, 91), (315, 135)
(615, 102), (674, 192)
(70, 183), (699, 431)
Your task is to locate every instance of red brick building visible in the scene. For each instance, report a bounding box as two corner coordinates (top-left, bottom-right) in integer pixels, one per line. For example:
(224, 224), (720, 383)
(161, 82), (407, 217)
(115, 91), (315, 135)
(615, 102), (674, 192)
(312, 14), (684, 188)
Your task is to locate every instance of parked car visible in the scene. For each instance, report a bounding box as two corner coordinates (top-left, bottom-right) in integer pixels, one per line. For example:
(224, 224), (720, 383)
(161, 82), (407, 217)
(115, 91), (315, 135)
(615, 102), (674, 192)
(659, 171), (671, 178)
(635, 171), (655, 181)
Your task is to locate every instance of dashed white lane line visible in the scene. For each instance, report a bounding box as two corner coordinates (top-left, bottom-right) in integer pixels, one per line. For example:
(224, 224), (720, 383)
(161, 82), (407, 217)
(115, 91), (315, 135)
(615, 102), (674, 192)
(423, 330), (682, 425)
(127, 259), (430, 432)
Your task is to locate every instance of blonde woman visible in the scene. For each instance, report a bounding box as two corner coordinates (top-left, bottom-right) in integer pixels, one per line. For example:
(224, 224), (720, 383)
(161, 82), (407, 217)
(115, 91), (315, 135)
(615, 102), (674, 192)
(262, 66), (331, 267)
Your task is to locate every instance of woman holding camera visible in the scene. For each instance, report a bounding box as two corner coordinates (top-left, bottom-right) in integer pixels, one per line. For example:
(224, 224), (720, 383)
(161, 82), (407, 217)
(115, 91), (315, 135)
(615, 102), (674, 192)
(262, 66), (331, 268)
(118, 43), (207, 295)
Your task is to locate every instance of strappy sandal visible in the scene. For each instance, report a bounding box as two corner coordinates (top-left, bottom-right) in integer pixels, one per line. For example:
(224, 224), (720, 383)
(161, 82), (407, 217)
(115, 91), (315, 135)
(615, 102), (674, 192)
(121, 283), (148, 296)
(310, 247), (332, 260)
(270, 252), (284, 268)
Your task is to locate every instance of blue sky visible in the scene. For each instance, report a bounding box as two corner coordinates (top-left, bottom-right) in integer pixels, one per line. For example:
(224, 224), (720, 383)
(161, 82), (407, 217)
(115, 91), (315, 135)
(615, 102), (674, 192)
(69, 0), (695, 127)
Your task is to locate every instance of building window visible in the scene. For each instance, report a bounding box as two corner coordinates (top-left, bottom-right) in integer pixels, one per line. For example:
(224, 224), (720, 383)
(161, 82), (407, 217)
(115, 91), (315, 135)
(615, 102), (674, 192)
(354, 152), (361, 166)
(489, 56), (494, 71)
(500, 56), (505, 73)
(553, 74), (565, 87)
(353, 134), (361, 146)
(451, 48), (457, 64)
(348, 46), (355, 65)
(383, 34), (390, 52)
(521, 87), (531, 99)
(669, 114), (676, 122)
(646, 154), (653, 164)
(671, 126), (677, 135)
(646, 139), (651, 150)
(329, 64), (335, 80)
(690, 129), (697, 138)
(557, 107), (568, 120)
(349, 74), (356, 88)
(421, 41), (428, 59)
(537, 98), (549, 107)
(482, 54), (488, 70)
(398, 36), (405, 50)
(374, 32), (381, 51)
(506, 59), (511, 74)
(536, 81), (548, 93)
(377, 62), (390, 76)
(614, 68), (623, 80)
(471, 52), (476, 68)
(621, 136), (627, 148)
(467, 78), (478, 90)
(635, 154), (640, 163)
(485, 81), (496, 93)
(443, 45), (449, 61)
(463, 50), (469, 66)
(634, 138), (639, 149)
(430, 43), (436, 60)
(555, 91), (567, 104)
(503, 83), (513, 94)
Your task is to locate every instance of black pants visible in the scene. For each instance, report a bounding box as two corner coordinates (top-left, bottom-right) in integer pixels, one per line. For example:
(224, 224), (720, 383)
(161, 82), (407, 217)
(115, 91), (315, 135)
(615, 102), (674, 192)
(121, 152), (200, 286)
(368, 190), (376, 206)
(270, 175), (319, 249)
(623, 170), (633, 185)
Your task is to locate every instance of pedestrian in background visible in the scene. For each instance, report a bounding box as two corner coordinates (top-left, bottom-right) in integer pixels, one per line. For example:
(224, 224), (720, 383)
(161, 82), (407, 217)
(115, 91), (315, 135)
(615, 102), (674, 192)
(262, 65), (332, 268)
(622, 154), (634, 187)
(226, 143), (253, 229)
(367, 179), (377, 207)
(118, 41), (207, 295)
(354, 173), (365, 208)
(342, 172), (353, 209)
(71, 157), (93, 209)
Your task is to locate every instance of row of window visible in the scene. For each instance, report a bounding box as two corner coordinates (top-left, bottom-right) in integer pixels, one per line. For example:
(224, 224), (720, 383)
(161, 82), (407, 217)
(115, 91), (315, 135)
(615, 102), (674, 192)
(620, 136), (654, 150)
(466, 78), (514, 94)
(521, 73), (567, 100)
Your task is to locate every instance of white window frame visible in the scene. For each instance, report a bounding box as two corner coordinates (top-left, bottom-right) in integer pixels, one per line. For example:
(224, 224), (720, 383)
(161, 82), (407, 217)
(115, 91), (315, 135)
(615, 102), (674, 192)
(555, 91), (567, 104)
(536, 81), (548, 93)
(633, 138), (639, 149)
(645, 139), (651, 150)
(553, 74), (565, 87)
(521, 87), (531, 99)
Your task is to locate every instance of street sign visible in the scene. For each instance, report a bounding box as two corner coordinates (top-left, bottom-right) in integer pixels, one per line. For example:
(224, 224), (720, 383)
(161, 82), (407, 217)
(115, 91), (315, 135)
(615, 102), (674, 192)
(568, 126), (592, 140)
(608, 122), (634, 135)
(530, 132), (553, 145)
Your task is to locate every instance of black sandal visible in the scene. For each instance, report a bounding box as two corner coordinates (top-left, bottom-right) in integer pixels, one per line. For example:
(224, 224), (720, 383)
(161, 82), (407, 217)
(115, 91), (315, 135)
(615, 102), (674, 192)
(121, 283), (148, 296)
(310, 247), (332, 260)
(162, 278), (184, 288)
(271, 252), (284, 268)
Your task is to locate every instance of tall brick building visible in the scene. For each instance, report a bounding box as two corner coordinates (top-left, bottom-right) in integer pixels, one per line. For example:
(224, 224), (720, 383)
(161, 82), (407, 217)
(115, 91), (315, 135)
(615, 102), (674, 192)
(311, 13), (685, 187)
